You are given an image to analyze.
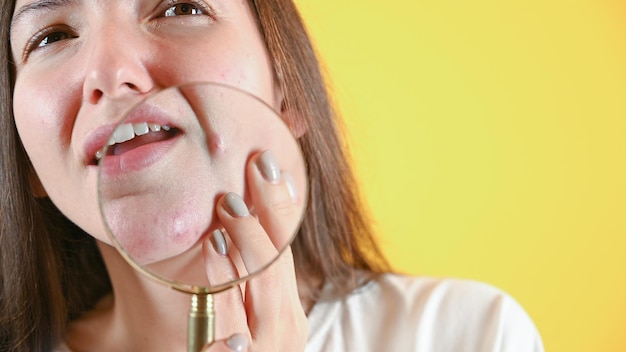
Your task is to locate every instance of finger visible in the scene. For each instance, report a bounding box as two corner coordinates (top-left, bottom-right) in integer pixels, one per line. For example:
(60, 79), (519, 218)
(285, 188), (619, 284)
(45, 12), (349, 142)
(215, 192), (284, 346)
(202, 333), (249, 352)
(244, 247), (308, 350)
(202, 230), (248, 339)
(247, 150), (301, 249)
(244, 151), (307, 347)
(216, 192), (279, 275)
(247, 151), (302, 301)
(248, 150), (302, 291)
(214, 151), (307, 348)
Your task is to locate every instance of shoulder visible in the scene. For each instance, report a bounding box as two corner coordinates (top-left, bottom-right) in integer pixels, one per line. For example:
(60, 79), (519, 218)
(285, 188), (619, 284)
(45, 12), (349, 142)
(306, 274), (544, 352)
(390, 275), (544, 351)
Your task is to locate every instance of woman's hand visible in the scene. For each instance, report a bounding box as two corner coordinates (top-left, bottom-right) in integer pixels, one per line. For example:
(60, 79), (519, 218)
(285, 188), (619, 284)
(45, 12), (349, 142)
(201, 150), (308, 351)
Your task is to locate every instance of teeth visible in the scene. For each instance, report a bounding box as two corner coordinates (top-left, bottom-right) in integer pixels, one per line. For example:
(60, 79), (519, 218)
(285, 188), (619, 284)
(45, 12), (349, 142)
(133, 122), (149, 136)
(95, 149), (105, 160)
(95, 122), (170, 161)
(112, 124), (135, 144)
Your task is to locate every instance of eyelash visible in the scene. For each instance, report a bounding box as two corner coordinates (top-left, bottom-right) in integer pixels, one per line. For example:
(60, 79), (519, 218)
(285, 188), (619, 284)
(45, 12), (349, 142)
(23, 25), (76, 59)
(21, 1), (213, 60)
(161, 1), (211, 17)
(155, 0), (214, 22)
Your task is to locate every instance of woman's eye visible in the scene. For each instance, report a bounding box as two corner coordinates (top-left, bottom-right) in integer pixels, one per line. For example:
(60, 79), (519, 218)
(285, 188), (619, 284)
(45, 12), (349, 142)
(23, 29), (74, 57)
(164, 3), (204, 17)
(37, 31), (71, 48)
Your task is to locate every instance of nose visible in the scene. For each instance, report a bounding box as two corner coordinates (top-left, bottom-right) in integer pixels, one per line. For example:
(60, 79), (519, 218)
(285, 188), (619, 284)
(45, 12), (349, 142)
(82, 23), (154, 104)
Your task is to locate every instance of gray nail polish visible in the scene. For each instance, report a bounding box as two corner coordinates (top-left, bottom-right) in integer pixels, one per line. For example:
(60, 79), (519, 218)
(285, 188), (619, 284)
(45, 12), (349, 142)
(224, 193), (250, 217)
(226, 333), (248, 351)
(257, 150), (280, 183)
(211, 229), (227, 256)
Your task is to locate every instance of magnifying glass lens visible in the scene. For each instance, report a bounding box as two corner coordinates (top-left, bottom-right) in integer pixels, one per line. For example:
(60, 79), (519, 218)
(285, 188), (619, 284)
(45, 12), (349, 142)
(97, 82), (307, 293)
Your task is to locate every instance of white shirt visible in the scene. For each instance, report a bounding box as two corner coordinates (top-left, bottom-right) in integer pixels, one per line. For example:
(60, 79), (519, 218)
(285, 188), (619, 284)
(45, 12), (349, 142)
(56, 274), (543, 351)
(305, 274), (544, 352)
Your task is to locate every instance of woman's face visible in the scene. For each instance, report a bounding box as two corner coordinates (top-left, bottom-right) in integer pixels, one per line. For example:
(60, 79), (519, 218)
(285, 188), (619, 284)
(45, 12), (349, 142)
(9, 0), (292, 258)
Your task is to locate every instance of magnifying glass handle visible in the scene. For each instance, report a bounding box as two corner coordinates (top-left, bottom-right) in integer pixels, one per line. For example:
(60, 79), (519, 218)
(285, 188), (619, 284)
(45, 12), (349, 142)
(188, 293), (215, 352)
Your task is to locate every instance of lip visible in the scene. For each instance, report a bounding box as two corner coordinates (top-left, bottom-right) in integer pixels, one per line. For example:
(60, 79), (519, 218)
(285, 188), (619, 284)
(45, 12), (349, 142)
(98, 131), (180, 177)
(82, 104), (182, 170)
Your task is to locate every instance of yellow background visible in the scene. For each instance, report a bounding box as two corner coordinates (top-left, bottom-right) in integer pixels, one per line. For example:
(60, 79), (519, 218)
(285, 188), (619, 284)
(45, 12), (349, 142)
(296, 1), (626, 351)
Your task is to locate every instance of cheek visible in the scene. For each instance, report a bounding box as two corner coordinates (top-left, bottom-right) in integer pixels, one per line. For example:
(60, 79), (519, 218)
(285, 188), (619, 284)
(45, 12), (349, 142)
(13, 85), (59, 192)
(14, 84), (47, 143)
(13, 74), (78, 157)
(164, 33), (277, 109)
(13, 83), (72, 201)
(187, 56), (272, 101)
(11, 73), (104, 239)
(227, 49), (277, 107)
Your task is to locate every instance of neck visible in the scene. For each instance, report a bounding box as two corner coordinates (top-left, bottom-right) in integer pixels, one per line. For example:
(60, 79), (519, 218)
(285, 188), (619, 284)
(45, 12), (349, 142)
(66, 242), (192, 351)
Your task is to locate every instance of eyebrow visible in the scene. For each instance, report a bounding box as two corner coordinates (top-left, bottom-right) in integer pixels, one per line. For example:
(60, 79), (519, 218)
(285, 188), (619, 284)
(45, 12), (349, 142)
(11, 0), (77, 30)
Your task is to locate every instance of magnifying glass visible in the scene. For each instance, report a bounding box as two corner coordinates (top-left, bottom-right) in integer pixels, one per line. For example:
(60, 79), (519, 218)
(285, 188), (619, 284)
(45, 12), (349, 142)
(97, 82), (308, 351)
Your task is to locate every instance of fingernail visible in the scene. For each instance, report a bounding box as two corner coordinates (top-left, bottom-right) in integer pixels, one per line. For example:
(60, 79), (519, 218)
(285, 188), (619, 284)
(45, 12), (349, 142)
(282, 171), (297, 202)
(226, 333), (248, 351)
(211, 229), (227, 256)
(256, 150), (280, 183)
(224, 192), (250, 217)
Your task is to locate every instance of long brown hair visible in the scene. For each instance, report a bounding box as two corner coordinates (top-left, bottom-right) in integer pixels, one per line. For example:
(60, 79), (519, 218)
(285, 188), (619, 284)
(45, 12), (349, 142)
(0, 1), (389, 350)
(250, 0), (389, 291)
